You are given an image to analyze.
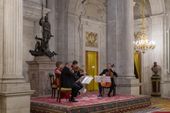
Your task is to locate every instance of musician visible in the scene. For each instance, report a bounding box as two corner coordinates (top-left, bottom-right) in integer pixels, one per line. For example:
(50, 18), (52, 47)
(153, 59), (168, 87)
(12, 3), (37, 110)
(71, 60), (83, 95)
(98, 63), (118, 97)
(71, 60), (82, 80)
(54, 61), (63, 87)
(61, 61), (83, 102)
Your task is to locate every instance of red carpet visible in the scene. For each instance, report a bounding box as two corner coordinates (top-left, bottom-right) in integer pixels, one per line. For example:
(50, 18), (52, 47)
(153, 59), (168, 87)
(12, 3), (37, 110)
(32, 93), (138, 107)
(31, 93), (151, 113)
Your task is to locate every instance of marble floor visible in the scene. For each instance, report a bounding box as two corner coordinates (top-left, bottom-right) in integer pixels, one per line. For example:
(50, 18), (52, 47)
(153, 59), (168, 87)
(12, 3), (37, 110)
(151, 97), (170, 111)
(126, 97), (170, 113)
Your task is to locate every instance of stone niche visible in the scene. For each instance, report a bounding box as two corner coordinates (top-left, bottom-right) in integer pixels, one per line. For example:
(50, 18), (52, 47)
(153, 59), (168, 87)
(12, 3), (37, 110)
(27, 56), (56, 96)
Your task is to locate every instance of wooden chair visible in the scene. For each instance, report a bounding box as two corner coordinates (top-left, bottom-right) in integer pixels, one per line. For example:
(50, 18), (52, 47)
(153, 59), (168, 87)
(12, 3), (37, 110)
(57, 87), (72, 103)
(49, 73), (57, 98)
(49, 73), (72, 102)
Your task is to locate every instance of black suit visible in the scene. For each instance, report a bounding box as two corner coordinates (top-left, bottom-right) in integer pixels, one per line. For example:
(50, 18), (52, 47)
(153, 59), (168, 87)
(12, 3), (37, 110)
(99, 69), (118, 96)
(61, 66), (75, 88)
(61, 66), (82, 99)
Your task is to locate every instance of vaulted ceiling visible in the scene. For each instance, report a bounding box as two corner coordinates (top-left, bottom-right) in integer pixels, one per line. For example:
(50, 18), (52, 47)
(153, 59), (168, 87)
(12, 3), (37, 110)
(68, 0), (152, 20)
(68, 0), (106, 22)
(46, 0), (165, 21)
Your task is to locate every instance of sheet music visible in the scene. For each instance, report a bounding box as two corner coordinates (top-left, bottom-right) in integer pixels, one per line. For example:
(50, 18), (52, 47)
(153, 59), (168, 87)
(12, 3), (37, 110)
(81, 76), (93, 84)
(94, 76), (111, 83)
(76, 76), (93, 84)
(94, 76), (102, 82)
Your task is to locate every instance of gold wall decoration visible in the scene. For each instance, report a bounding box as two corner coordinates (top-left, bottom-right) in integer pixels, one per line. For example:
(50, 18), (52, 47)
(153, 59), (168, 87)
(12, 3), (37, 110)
(85, 32), (98, 48)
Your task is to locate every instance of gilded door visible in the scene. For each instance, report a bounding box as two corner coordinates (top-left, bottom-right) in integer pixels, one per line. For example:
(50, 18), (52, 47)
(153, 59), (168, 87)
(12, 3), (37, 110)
(86, 51), (98, 91)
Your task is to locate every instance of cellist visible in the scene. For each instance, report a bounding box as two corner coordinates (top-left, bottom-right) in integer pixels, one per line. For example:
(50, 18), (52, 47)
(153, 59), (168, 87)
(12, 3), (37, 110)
(98, 63), (118, 97)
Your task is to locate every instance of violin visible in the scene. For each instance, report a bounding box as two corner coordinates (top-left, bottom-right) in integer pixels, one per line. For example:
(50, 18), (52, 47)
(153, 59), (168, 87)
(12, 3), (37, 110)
(72, 66), (80, 72)
(72, 66), (85, 74)
(101, 69), (113, 87)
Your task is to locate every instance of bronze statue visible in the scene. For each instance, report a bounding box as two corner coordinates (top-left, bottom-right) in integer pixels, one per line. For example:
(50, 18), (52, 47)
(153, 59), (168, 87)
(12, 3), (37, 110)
(151, 62), (161, 76)
(29, 14), (57, 58)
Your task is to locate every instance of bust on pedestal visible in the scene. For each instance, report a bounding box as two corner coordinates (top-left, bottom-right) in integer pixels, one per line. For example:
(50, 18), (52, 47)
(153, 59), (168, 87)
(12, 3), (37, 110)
(151, 62), (161, 97)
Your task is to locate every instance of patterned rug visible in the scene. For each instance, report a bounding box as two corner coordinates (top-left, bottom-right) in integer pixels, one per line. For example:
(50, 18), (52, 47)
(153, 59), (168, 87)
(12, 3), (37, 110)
(31, 93), (151, 113)
(32, 93), (141, 107)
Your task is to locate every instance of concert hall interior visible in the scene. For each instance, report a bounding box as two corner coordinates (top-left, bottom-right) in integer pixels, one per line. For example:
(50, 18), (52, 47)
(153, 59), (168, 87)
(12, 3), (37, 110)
(0, 0), (170, 113)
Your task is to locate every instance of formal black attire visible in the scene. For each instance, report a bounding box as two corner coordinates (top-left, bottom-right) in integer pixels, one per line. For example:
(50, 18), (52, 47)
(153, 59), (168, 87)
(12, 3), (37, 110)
(61, 66), (82, 101)
(98, 69), (118, 96)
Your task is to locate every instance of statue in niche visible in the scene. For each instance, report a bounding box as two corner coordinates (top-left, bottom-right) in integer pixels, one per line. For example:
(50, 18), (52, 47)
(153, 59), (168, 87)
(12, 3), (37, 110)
(29, 14), (57, 58)
(151, 62), (161, 76)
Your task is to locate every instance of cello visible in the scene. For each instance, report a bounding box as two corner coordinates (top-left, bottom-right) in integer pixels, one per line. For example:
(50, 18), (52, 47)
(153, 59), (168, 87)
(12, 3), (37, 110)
(101, 69), (113, 88)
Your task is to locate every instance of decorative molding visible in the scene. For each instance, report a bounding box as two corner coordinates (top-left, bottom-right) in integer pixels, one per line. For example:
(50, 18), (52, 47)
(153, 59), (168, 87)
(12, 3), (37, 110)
(0, 90), (34, 97)
(85, 32), (98, 48)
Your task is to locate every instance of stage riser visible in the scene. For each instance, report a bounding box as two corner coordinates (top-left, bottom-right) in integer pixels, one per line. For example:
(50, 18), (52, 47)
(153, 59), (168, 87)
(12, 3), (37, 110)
(31, 97), (151, 113)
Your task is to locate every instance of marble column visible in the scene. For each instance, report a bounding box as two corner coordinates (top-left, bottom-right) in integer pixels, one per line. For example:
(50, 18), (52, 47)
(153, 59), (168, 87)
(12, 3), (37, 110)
(107, 0), (139, 95)
(0, 0), (33, 113)
(116, 0), (139, 95)
(55, 0), (69, 62)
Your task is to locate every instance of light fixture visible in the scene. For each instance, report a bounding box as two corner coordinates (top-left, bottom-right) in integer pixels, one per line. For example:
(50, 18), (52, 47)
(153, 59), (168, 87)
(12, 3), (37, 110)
(134, 0), (156, 53)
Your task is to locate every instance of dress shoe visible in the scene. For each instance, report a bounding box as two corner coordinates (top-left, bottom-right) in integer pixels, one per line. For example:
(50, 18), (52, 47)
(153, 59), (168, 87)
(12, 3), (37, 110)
(108, 94), (111, 97)
(71, 99), (78, 102)
(69, 97), (78, 102)
(98, 94), (103, 97)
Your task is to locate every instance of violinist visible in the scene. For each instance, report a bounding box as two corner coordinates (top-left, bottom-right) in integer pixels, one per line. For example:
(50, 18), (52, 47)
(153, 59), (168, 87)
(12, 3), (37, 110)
(71, 61), (82, 80)
(71, 60), (83, 102)
(54, 61), (63, 87)
(98, 63), (118, 97)
(61, 61), (82, 102)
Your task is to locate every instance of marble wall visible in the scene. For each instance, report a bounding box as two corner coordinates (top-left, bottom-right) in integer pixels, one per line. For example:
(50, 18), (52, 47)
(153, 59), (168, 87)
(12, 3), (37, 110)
(134, 0), (170, 98)
(23, 0), (51, 81)
(67, 0), (107, 71)
(106, 0), (117, 66)
(22, 0), (107, 80)
(0, 0), (3, 78)
(21, 0), (170, 97)
(46, 0), (107, 72)
(162, 0), (170, 98)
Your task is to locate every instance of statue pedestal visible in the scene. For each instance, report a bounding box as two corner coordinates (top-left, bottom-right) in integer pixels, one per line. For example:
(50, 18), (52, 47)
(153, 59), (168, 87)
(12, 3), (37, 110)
(27, 56), (56, 96)
(151, 75), (161, 97)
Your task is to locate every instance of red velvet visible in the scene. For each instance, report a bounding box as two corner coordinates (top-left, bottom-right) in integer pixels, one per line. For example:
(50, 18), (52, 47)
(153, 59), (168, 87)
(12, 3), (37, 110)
(60, 91), (71, 99)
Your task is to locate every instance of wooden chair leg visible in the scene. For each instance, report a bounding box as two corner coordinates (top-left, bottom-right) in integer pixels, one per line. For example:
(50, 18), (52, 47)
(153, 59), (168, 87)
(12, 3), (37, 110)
(56, 90), (58, 102)
(59, 91), (61, 103)
(51, 89), (53, 98)
(57, 89), (61, 103)
(54, 89), (56, 98)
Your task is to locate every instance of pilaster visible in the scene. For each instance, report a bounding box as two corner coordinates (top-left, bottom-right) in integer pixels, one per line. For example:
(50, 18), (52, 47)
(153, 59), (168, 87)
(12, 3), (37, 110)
(0, 0), (33, 113)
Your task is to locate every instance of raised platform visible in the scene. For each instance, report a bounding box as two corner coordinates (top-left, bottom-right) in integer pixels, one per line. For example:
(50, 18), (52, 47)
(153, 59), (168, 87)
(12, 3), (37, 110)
(31, 93), (151, 113)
